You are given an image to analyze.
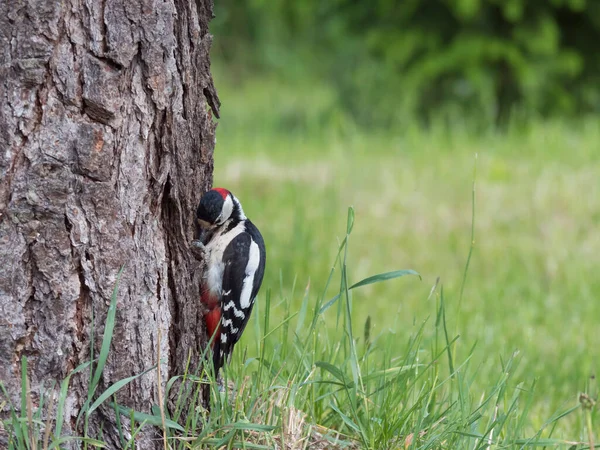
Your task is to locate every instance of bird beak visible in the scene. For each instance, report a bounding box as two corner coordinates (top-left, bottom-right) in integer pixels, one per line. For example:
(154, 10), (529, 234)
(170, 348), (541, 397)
(196, 219), (214, 244)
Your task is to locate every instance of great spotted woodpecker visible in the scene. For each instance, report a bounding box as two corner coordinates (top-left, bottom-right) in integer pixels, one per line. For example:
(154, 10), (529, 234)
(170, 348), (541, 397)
(191, 188), (266, 374)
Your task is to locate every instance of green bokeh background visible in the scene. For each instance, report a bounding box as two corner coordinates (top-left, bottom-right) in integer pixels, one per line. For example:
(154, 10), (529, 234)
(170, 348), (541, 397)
(212, 0), (599, 127)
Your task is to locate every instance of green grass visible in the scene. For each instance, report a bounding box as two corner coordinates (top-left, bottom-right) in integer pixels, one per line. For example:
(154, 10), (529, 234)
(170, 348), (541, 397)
(2, 74), (599, 448)
(209, 73), (600, 444)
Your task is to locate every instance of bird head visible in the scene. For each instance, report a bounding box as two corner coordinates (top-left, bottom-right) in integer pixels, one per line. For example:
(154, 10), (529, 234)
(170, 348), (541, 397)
(195, 188), (245, 243)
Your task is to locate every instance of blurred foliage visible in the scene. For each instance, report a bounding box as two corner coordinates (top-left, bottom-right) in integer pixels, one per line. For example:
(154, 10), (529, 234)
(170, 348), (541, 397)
(211, 0), (600, 128)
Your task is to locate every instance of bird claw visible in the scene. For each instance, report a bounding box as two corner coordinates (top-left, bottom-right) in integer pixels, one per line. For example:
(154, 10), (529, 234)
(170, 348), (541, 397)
(216, 375), (236, 403)
(190, 239), (206, 260)
(217, 374), (225, 393)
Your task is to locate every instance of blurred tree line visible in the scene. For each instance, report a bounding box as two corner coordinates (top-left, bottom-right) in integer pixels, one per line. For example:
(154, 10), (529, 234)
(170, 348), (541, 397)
(212, 0), (600, 128)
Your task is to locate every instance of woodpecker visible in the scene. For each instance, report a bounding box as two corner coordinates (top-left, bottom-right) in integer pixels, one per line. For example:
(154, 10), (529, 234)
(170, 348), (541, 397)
(191, 187), (266, 374)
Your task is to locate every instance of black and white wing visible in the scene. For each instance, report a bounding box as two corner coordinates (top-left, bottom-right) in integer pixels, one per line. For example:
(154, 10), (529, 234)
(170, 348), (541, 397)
(213, 222), (266, 372)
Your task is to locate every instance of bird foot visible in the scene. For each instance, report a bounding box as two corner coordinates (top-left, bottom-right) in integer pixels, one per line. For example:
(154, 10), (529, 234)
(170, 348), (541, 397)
(217, 374), (226, 393)
(215, 375), (237, 404)
(190, 239), (206, 261)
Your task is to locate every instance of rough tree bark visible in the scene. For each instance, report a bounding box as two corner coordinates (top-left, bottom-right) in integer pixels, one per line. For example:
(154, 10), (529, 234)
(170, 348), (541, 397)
(0, 0), (219, 447)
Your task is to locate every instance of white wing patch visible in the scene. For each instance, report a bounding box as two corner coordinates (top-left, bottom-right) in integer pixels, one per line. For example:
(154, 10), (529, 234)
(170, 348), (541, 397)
(239, 240), (260, 309)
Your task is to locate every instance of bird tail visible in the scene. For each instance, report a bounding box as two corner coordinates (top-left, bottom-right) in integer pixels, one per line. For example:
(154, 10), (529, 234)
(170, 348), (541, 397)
(212, 336), (235, 376)
(212, 339), (225, 375)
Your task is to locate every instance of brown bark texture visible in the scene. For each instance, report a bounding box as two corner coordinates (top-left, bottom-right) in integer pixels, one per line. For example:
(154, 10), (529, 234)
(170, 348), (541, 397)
(0, 0), (220, 447)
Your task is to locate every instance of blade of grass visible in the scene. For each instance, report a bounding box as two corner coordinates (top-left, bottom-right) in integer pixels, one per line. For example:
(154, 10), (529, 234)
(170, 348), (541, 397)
(348, 269), (421, 290)
(55, 361), (92, 437)
(90, 266), (125, 391)
(456, 153), (477, 337)
(320, 270), (419, 315)
(77, 266), (125, 429)
(115, 405), (185, 432)
(47, 437), (107, 449)
(88, 365), (156, 416)
(42, 383), (55, 450)
(20, 356), (28, 448)
(156, 327), (168, 450)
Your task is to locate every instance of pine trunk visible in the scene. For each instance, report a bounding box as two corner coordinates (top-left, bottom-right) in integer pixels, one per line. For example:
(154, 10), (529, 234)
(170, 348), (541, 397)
(0, 0), (219, 447)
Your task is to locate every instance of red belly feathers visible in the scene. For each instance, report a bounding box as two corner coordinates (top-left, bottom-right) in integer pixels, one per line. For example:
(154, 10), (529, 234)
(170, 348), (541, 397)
(201, 288), (221, 348)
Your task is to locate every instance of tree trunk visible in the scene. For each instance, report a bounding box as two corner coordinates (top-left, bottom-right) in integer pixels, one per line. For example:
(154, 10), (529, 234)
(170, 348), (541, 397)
(0, 0), (219, 447)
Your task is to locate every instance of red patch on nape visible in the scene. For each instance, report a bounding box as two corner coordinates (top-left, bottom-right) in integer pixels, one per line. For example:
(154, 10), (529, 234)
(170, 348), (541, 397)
(204, 307), (221, 349)
(212, 187), (230, 200)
